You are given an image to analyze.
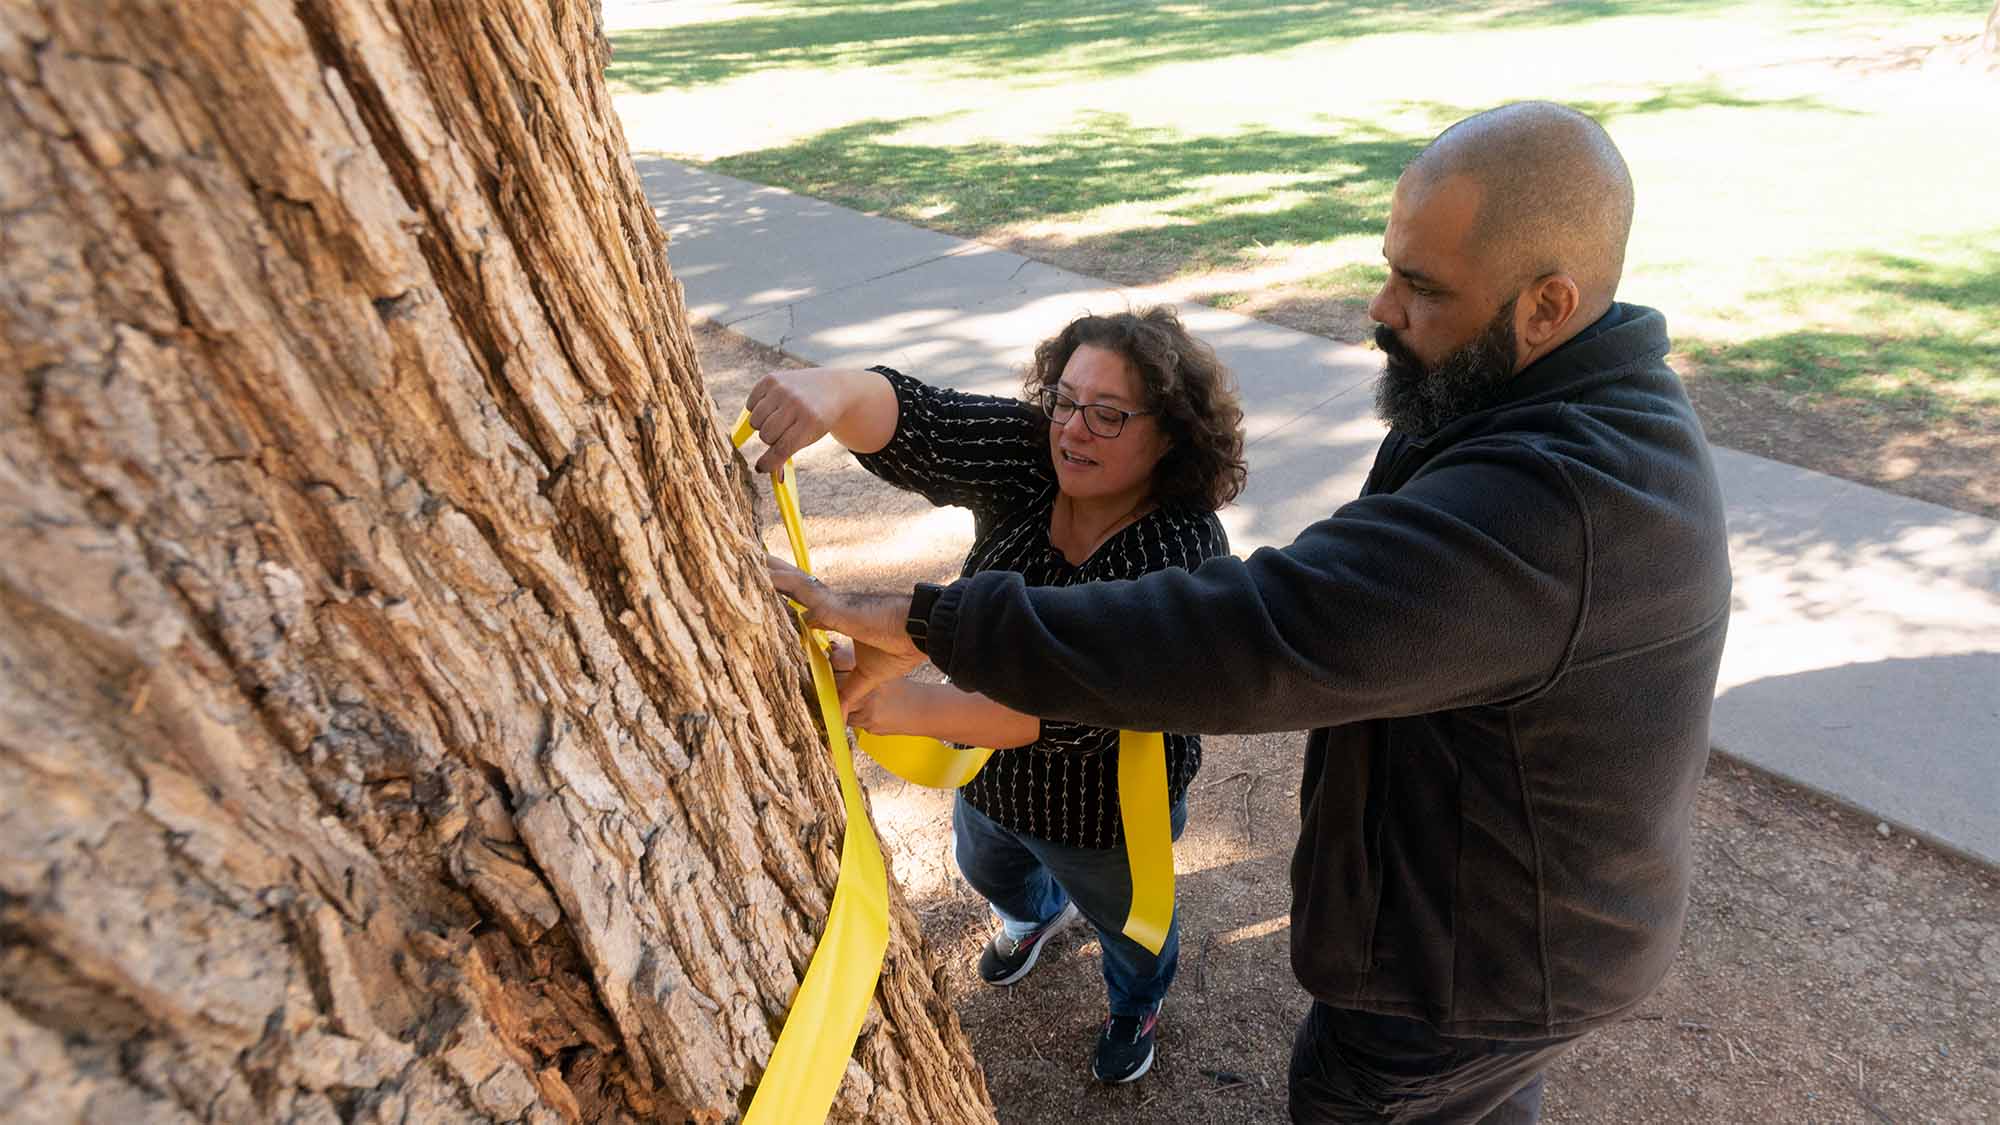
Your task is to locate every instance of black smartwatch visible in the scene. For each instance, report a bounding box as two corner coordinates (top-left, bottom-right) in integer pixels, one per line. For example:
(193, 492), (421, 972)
(907, 582), (945, 656)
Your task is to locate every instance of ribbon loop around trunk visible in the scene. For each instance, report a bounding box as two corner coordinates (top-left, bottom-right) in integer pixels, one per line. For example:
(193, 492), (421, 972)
(732, 411), (1173, 1122)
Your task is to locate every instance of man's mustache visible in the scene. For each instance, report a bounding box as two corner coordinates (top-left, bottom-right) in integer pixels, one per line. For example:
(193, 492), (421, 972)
(1374, 325), (1423, 371)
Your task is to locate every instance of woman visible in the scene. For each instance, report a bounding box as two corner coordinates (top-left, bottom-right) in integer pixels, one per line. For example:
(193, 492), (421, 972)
(742, 306), (1246, 1084)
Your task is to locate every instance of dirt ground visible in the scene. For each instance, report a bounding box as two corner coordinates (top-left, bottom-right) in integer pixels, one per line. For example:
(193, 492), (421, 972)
(696, 321), (1999, 1123)
(1678, 374), (2000, 521)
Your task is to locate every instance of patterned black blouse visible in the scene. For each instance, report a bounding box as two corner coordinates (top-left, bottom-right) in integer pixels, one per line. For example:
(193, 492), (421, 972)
(853, 368), (1229, 849)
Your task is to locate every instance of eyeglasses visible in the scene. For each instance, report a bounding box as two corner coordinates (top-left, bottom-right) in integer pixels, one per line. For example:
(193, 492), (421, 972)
(1038, 387), (1155, 439)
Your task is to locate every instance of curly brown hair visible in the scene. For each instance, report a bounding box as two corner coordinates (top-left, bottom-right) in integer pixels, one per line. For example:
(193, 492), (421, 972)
(1023, 305), (1247, 511)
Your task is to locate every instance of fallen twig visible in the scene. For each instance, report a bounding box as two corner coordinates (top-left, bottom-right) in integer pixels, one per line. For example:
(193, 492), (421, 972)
(1192, 931), (1218, 993)
(1718, 843), (1790, 902)
(1201, 1067), (1253, 1092)
(1240, 772), (1257, 845)
(1196, 770), (1251, 792)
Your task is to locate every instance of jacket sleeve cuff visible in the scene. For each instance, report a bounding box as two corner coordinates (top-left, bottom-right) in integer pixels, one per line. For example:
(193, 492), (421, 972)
(924, 579), (968, 675)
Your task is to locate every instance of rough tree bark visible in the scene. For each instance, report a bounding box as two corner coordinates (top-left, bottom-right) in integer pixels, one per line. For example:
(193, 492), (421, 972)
(0, 0), (992, 1121)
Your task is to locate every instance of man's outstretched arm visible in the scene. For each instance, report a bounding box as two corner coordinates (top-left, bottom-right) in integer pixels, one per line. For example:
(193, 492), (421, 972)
(766, 555), (919, 661)
(774, 442), (1588, 736)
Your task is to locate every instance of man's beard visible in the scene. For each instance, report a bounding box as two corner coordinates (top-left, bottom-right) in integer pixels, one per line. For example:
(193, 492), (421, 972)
(1373, 298), (1518, 437)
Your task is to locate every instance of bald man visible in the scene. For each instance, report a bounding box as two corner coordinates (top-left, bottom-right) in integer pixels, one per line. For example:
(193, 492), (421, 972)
(775, 103), (1731, 1121)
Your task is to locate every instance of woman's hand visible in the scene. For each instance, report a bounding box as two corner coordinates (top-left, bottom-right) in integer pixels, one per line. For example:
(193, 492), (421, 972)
(743, 368), (849, 472)
(839, 640), (926, 714)
(846, 677), (934, 736)
(742, 367), (899, 471)
(848, 675), (1041, 748)
(823, 635), (921, 716)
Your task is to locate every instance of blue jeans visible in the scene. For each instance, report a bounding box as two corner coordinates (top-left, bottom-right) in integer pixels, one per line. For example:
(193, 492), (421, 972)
(951, 792), (1187, 1016)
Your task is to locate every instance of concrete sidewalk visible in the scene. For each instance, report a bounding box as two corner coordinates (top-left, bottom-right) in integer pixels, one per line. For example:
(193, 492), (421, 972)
(640, 157), (2000, 867)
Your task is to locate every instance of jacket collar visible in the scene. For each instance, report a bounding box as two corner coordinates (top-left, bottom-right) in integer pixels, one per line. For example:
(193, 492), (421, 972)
(1408, 303), (1670, 449)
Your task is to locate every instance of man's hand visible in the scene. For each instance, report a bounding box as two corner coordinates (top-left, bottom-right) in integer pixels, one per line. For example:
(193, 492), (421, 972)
(766, 555), (921, 659)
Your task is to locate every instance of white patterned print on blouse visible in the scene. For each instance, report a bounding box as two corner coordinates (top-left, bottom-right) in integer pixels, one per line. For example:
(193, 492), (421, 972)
(852, 368), (1229, 850)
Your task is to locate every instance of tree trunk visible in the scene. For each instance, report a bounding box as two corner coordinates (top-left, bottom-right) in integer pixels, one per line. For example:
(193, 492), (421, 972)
(0, 0), (992, 1121)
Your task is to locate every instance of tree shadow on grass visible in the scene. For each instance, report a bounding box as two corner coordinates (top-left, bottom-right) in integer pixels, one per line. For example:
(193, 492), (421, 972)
(702, 76), (1861, 288)
(1578, 80), (1864, 120)
(1385, 79), (1863, 132)
(606, 0), (1756, 93)
(1681, 241), (2000, 414)
(711, 112), (1418, 285)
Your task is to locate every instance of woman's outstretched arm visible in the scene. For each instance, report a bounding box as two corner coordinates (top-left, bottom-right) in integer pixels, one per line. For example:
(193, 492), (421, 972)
(742, 366), (899, 472)
(850, 679), (1041, 750)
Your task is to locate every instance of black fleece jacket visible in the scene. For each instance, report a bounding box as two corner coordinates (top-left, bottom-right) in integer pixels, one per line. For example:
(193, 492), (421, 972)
(922, 304), (1732, 1038)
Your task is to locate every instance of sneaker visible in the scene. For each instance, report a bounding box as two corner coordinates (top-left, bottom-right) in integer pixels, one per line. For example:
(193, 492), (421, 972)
(1091, 1002), (1161, 1083)
(976, 902), (1079, 986)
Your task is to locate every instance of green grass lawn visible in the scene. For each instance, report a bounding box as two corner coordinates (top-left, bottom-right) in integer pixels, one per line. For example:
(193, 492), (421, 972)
(611, 0), (1999, 418)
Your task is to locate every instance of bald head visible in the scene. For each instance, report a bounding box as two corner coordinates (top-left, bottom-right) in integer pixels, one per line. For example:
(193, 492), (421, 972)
(1406, 102), (1634, 320)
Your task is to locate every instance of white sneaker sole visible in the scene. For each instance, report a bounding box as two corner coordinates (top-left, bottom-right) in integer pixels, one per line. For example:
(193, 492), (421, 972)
(1094, 1042), (1155, 1084)
(983, 903), (1079, 987)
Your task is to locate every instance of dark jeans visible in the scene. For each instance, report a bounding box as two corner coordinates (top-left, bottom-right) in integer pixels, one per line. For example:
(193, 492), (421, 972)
(951, 792), (1187, 1016)
(1288, 1002), (1580, 1124)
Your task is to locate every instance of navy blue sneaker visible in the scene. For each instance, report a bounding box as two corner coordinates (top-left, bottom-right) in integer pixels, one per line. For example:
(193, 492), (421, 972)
(1092, 1002), (1161, 1083)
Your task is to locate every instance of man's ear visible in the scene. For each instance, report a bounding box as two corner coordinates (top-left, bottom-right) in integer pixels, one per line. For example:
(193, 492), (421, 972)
(1518, 272), (1582, 351)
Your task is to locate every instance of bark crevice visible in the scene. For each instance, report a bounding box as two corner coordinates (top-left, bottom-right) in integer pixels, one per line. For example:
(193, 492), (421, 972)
(1, 0), (994, 1120)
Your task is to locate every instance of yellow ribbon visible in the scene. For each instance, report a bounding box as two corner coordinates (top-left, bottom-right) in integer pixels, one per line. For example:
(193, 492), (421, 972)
(854, 730), (993, 789)
(736, 416), (887, 1125)
(1114, 729), (1175, 954)
(732, 411), (1174, 1123)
